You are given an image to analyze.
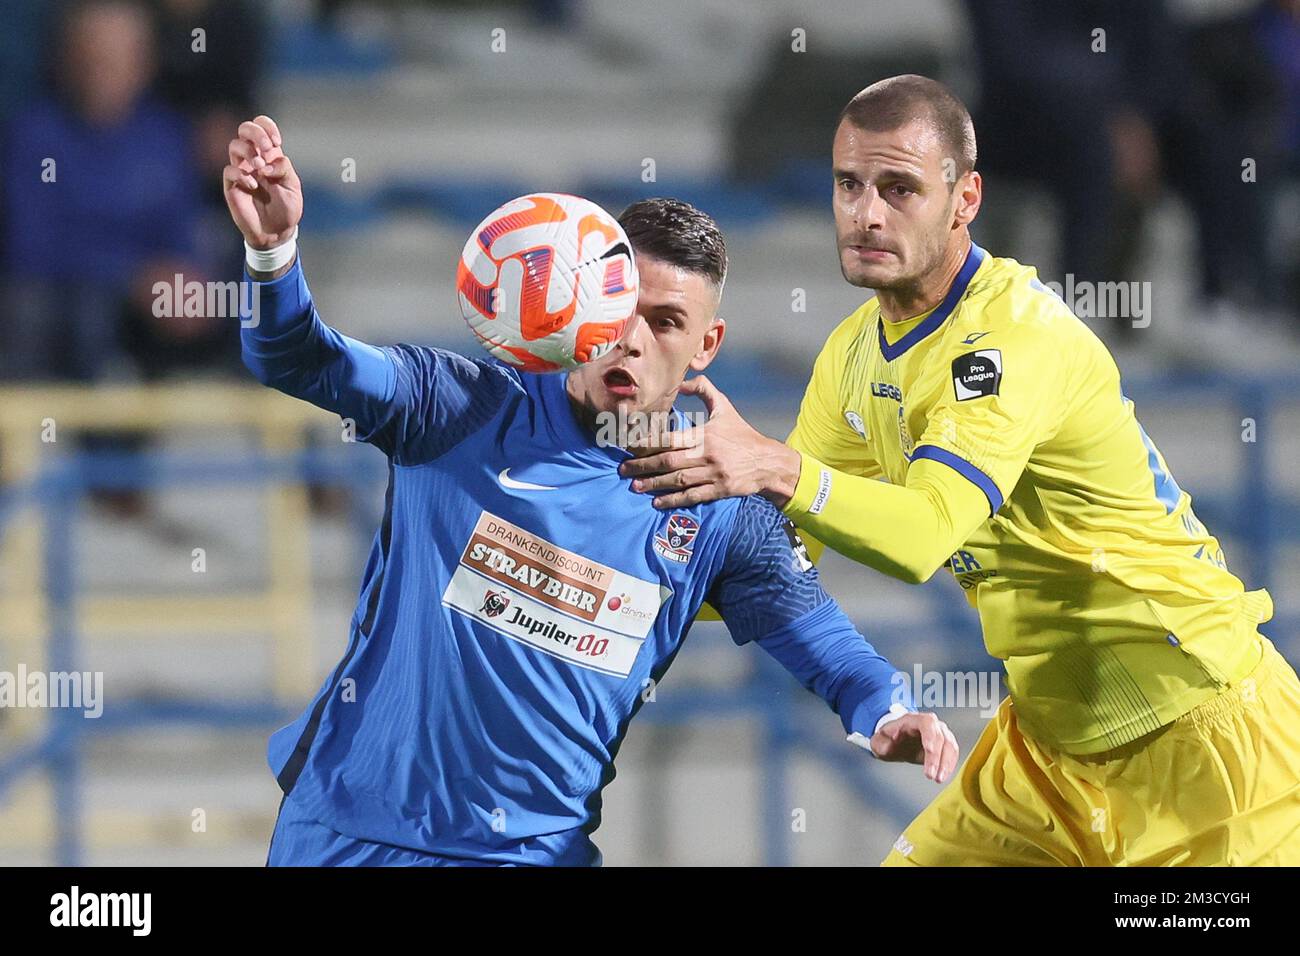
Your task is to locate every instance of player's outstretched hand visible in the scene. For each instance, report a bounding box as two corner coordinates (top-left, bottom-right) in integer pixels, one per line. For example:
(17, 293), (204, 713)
(620, 375), (802, 509)
(223, 115), (303, 249)
(870, 711), (959, 784)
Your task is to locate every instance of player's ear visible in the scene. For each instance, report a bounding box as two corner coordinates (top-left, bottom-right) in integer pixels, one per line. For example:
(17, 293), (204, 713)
(953, 170), (981, 228)
(689, 317), (725, 372)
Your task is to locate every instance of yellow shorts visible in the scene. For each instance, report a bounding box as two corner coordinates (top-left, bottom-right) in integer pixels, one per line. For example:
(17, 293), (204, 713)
(882, 636), (1300, 866)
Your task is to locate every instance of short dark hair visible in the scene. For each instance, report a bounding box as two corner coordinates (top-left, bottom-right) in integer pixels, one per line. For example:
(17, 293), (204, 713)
(838, 75), (977, 181)
(617, 198), (728, 292)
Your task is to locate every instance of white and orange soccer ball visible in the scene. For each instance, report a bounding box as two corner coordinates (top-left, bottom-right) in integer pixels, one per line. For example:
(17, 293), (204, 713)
(456, 193), (639, 372)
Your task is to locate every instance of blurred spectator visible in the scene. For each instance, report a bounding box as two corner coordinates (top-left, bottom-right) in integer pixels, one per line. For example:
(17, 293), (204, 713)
(0, 0), (240, 515)
(0, 1), (58, 133)
(0, 2), (58, 273)
(154, 0), (262, 122)
(1253, 0), (1300, 173)
(1190, 0), (1300, 314)
(965, 0), (1276, 329)
(0, 0), (233, 385)
(727, 34), (946, 194)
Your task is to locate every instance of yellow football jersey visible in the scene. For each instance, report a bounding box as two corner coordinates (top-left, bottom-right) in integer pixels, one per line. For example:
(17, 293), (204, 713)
(784, 243), (1274, 754)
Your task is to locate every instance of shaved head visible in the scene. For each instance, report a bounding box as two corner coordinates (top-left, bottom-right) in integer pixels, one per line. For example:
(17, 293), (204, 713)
(838, 75), (977, 185)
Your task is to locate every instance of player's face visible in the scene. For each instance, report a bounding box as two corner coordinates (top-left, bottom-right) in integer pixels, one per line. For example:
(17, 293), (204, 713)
(568, 255), (724, 420)
(831, 118), (961, 292)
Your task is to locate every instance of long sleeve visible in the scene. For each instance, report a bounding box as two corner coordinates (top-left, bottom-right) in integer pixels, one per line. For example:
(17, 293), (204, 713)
(240, 255), (515, 465)
(706, 496), (915, 737)
(240, 256), (399, 429)
(781, 456), (991, 585)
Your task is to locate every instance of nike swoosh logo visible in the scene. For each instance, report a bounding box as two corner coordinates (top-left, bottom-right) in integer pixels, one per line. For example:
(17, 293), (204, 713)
(576, 242), (632, 270)
(498, 467), (557, 491)
(962, 331), (992, 344)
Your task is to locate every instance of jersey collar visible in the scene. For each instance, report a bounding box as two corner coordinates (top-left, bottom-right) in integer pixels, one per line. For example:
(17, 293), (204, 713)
(877, 242), (986, 361)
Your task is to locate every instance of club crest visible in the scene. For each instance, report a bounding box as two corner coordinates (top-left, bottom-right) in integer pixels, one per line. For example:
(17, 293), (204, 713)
(654, 513), (700, 564)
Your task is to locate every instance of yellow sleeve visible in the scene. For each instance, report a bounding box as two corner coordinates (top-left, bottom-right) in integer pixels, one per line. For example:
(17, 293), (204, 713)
(781, 455), (989, 584)
(780, 312), (883, 571)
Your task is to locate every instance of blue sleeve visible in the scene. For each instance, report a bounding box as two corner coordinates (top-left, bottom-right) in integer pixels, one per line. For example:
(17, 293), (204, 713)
(240, 256), (515, 464)
(706, 496), (915, 737)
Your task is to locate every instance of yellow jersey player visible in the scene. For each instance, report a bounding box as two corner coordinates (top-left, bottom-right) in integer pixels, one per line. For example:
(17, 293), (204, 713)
(621, 75), (1300, 866)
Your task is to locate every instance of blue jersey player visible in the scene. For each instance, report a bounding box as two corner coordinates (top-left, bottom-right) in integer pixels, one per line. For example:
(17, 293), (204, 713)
(224, 115), (960, 866)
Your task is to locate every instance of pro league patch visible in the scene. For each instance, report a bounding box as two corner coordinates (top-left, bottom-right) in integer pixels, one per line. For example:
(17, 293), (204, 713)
(952, 349), (1002, 400)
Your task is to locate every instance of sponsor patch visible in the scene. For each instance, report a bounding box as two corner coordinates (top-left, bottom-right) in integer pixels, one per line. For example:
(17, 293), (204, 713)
(870, 382), (902, 402)
(442, 511), (667, 676)
(897, 405), (915, 457)
(844, 409), (867, 439)
(479, 589), (511, 618)
(956, 348), (1003, 400)
(952, 349), (1001, 400)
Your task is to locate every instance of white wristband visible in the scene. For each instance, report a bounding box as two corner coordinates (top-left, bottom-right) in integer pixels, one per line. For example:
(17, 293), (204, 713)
(845, 703), (914, 759)
(245, 226), (299, 274)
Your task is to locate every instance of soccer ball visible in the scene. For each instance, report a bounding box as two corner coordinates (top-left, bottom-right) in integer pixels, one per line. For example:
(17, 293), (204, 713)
(456, 193), (639, 372)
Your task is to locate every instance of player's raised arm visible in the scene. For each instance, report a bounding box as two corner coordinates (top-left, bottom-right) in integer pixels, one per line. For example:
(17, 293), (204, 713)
(777, 310), (1071, 584)
(706, 496), (958, 782)
(622, 371), (989, 584)
(225, 116), (396, 427)
(225, 116), (512, 462)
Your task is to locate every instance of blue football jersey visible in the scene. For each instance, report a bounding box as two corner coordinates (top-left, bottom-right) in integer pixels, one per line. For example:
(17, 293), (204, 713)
(243, 259), (911, 865)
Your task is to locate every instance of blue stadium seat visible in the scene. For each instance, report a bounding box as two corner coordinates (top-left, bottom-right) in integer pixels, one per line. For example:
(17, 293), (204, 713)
(378, 178), (544, 227)
(270, 20), (396, 76)
(297, 181), (386, 233)
(577, 177), (780, 229)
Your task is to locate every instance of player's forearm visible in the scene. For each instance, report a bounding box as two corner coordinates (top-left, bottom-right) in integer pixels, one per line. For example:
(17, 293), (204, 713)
(241, 257), (398, 421)
(755, 601), (913, 736)
(780, 454), (991, 584)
